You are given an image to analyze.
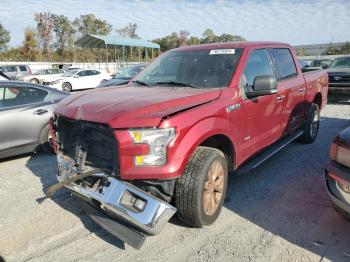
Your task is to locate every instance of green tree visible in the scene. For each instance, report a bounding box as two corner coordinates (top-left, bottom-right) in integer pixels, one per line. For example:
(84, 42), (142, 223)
(187, 36), (201, 46)
(50, 14), (75, 55)
(116, 23), (139, 38)
(21, 27), (37, 61)
(178, 30), (190, 46)
(0, 22), (11, 51)
(73, 14), (112, 36)
(217, 33), (245, 42)
(34, 12), (53, 57)
(201, 28), (218, 44)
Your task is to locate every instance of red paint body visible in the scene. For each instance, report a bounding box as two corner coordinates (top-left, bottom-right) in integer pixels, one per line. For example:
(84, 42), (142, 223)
(54, 42), (328, 180)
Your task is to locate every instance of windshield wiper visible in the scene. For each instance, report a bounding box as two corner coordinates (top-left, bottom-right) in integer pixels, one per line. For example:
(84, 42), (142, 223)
(155, 81), (199, 88)
(131, 80), (150, 86)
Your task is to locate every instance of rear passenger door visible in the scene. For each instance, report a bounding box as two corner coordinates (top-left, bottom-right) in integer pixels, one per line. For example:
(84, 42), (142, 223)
(271, 48), (306, 134)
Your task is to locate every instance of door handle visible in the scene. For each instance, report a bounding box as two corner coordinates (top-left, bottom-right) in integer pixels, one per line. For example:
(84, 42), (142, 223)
(33, 109), (48, 115)
(298, 88), (305, 92)
(276, 95), (285, 102)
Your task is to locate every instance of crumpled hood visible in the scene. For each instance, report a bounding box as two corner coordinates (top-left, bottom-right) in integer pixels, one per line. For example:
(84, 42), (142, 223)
(54, 86), (221, 128)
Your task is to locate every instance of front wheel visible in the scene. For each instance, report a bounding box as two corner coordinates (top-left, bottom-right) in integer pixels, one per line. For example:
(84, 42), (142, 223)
(62, 82), (72, 92)
(175, 147), (228, 227)
(299, 103), (320, 144)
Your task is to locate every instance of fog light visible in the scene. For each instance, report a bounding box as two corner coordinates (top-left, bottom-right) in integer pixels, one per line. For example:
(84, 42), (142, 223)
(120, 190), (147, 212)
(133, 198), (146, 211)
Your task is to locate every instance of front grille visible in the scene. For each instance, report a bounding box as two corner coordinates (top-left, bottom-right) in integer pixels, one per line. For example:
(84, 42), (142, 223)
(54, 116), (119, 174)
(329, 74), (350, 83)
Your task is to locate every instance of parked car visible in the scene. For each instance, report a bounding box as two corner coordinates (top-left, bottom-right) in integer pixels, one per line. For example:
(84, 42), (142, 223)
(98, 64), (146, 87)
(49, 41), (328, 249)
(0, 64), (32, 80)
(309, 58), (332, 69)
(326, 56), (350, 95)
(298, 59), (309, 71)
(42, 69), (111, 92)
(325, 126), (350, 220)
(22, 68), (66, 84)
(0, 82), (68, 159)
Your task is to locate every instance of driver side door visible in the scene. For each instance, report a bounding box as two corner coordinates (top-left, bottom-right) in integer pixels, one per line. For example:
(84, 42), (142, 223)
(240, 48), (284, 158)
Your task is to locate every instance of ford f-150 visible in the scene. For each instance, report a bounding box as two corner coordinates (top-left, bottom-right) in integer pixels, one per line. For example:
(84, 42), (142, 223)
(48, 41), (329, 249)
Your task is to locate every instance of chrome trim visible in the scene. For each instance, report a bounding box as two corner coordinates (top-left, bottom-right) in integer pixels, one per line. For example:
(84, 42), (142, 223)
(57, 155), (177, 235)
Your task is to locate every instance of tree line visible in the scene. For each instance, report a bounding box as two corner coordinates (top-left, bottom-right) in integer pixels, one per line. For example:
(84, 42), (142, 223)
(0, 12), (245, 62)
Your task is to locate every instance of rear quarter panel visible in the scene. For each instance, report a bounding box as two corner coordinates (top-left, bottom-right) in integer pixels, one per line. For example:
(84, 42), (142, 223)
(303, 70), (329, 110)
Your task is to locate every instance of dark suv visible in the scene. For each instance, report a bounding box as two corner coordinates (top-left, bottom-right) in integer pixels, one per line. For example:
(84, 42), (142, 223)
(0, 64), (32, 80)
(326, 57), (350, 95)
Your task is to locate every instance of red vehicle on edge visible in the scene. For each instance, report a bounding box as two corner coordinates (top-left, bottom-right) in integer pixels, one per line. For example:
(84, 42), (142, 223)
(49, 42), (328, 249)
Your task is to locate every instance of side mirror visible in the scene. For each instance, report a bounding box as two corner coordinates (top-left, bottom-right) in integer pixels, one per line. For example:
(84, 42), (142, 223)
(73, 75), (79, 78)
(246, 75), (278, 98)
(322, 64), (329, 69)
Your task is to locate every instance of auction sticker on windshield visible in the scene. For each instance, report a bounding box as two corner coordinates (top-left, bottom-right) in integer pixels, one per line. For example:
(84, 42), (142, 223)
(209, 49), (236, 55)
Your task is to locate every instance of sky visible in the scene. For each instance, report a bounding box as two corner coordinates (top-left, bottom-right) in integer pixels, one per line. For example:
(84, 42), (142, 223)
(1, 0), (350, 47)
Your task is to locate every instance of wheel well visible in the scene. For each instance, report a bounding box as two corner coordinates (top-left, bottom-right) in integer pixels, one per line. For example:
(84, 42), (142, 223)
(313, 92), (322, 109)
(199, 134), (235, 172)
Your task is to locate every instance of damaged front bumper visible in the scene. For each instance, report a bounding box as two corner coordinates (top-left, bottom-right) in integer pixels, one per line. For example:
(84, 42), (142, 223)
(57, 154), (177, 247)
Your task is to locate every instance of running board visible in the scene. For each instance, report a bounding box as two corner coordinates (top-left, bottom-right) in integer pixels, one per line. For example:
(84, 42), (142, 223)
(236, 130), (304, 176)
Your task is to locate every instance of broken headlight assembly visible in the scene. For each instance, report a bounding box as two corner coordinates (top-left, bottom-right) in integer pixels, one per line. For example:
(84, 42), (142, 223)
(128, 128), (175, 166)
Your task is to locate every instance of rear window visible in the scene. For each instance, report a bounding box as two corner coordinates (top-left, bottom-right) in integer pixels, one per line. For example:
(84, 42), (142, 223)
(273, 48), (297, 80)
(19, 66), (28, 72)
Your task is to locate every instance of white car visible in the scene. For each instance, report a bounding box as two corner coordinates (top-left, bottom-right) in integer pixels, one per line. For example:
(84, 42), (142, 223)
(22, 68), (66, 84)
(43, 69), (111, 92)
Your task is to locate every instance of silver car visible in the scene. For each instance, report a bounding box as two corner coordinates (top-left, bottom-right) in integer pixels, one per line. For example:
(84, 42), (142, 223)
(0, 81), (68, 159)
(0, 64), (32, 80)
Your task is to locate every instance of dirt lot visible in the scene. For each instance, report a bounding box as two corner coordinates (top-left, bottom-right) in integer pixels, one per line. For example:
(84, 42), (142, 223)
(1, 98), (350, 262)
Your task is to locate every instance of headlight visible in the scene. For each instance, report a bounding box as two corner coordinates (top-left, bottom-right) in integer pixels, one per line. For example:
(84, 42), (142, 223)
(128, 128), (175, 166)
(50, 80), (60, 85)
(331, 143), (350, 168)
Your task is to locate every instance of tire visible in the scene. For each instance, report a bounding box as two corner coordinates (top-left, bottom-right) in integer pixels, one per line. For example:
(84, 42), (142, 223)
(62, 82), (72, 92)
(333, 203), (350, 221)
(40, 125), (54, 154)
(175, 146), (228, 227)
(299, 103), (320, 144)
(30, 78), (39, 84)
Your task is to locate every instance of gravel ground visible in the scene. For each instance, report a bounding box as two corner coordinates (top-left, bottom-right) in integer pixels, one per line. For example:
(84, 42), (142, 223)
(1, 98), (350, 262)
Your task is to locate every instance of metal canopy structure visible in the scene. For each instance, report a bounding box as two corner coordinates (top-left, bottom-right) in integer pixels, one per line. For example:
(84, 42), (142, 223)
(75, 34), (160, 73)
(75, 34), (160, 49)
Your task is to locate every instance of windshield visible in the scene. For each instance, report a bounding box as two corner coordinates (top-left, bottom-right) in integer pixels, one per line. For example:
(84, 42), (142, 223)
(34, 69), (45, 75)
(117, 64), (145, 79)
(63, 70), (79, 77)
(310, 59), (331, 67)
(329, 58), (350, 69)
(135, 49), (242, 88)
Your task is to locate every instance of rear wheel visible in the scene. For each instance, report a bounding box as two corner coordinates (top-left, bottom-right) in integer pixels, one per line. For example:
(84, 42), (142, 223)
(30, 78), (39, 84)
(40, 125), (54, 154)
(175, 147), (228, 227)
(62, 82), (72, 92)
(299, 103), (320, 144)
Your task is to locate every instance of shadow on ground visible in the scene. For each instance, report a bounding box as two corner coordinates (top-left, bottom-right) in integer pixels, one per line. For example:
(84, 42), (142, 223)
(25, 114), (350, 259)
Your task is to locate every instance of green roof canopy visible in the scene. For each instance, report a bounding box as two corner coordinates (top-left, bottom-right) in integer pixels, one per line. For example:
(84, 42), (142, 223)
(75, 34), (160, 49)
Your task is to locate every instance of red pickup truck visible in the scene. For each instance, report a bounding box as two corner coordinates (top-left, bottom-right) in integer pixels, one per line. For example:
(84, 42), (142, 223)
(50, 42), (328, 248)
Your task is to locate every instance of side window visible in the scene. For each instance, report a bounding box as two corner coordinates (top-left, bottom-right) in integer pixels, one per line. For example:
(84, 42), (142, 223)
(0, 87), (30, 108)
(241, 49), (274, 88)
(77, 70), (88, 77)
(29, 87), (48, 103)
(273, 48), (297, 80)
(19, 66), (28, 72)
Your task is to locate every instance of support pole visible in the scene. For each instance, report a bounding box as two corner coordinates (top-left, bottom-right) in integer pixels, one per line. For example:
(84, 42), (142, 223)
(151, 48), (154, 60)
(123, 45), (125, 65)
(105, 44), (109, 73)
(131, 46), (133, 62)
(138, 48), (141, 62)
